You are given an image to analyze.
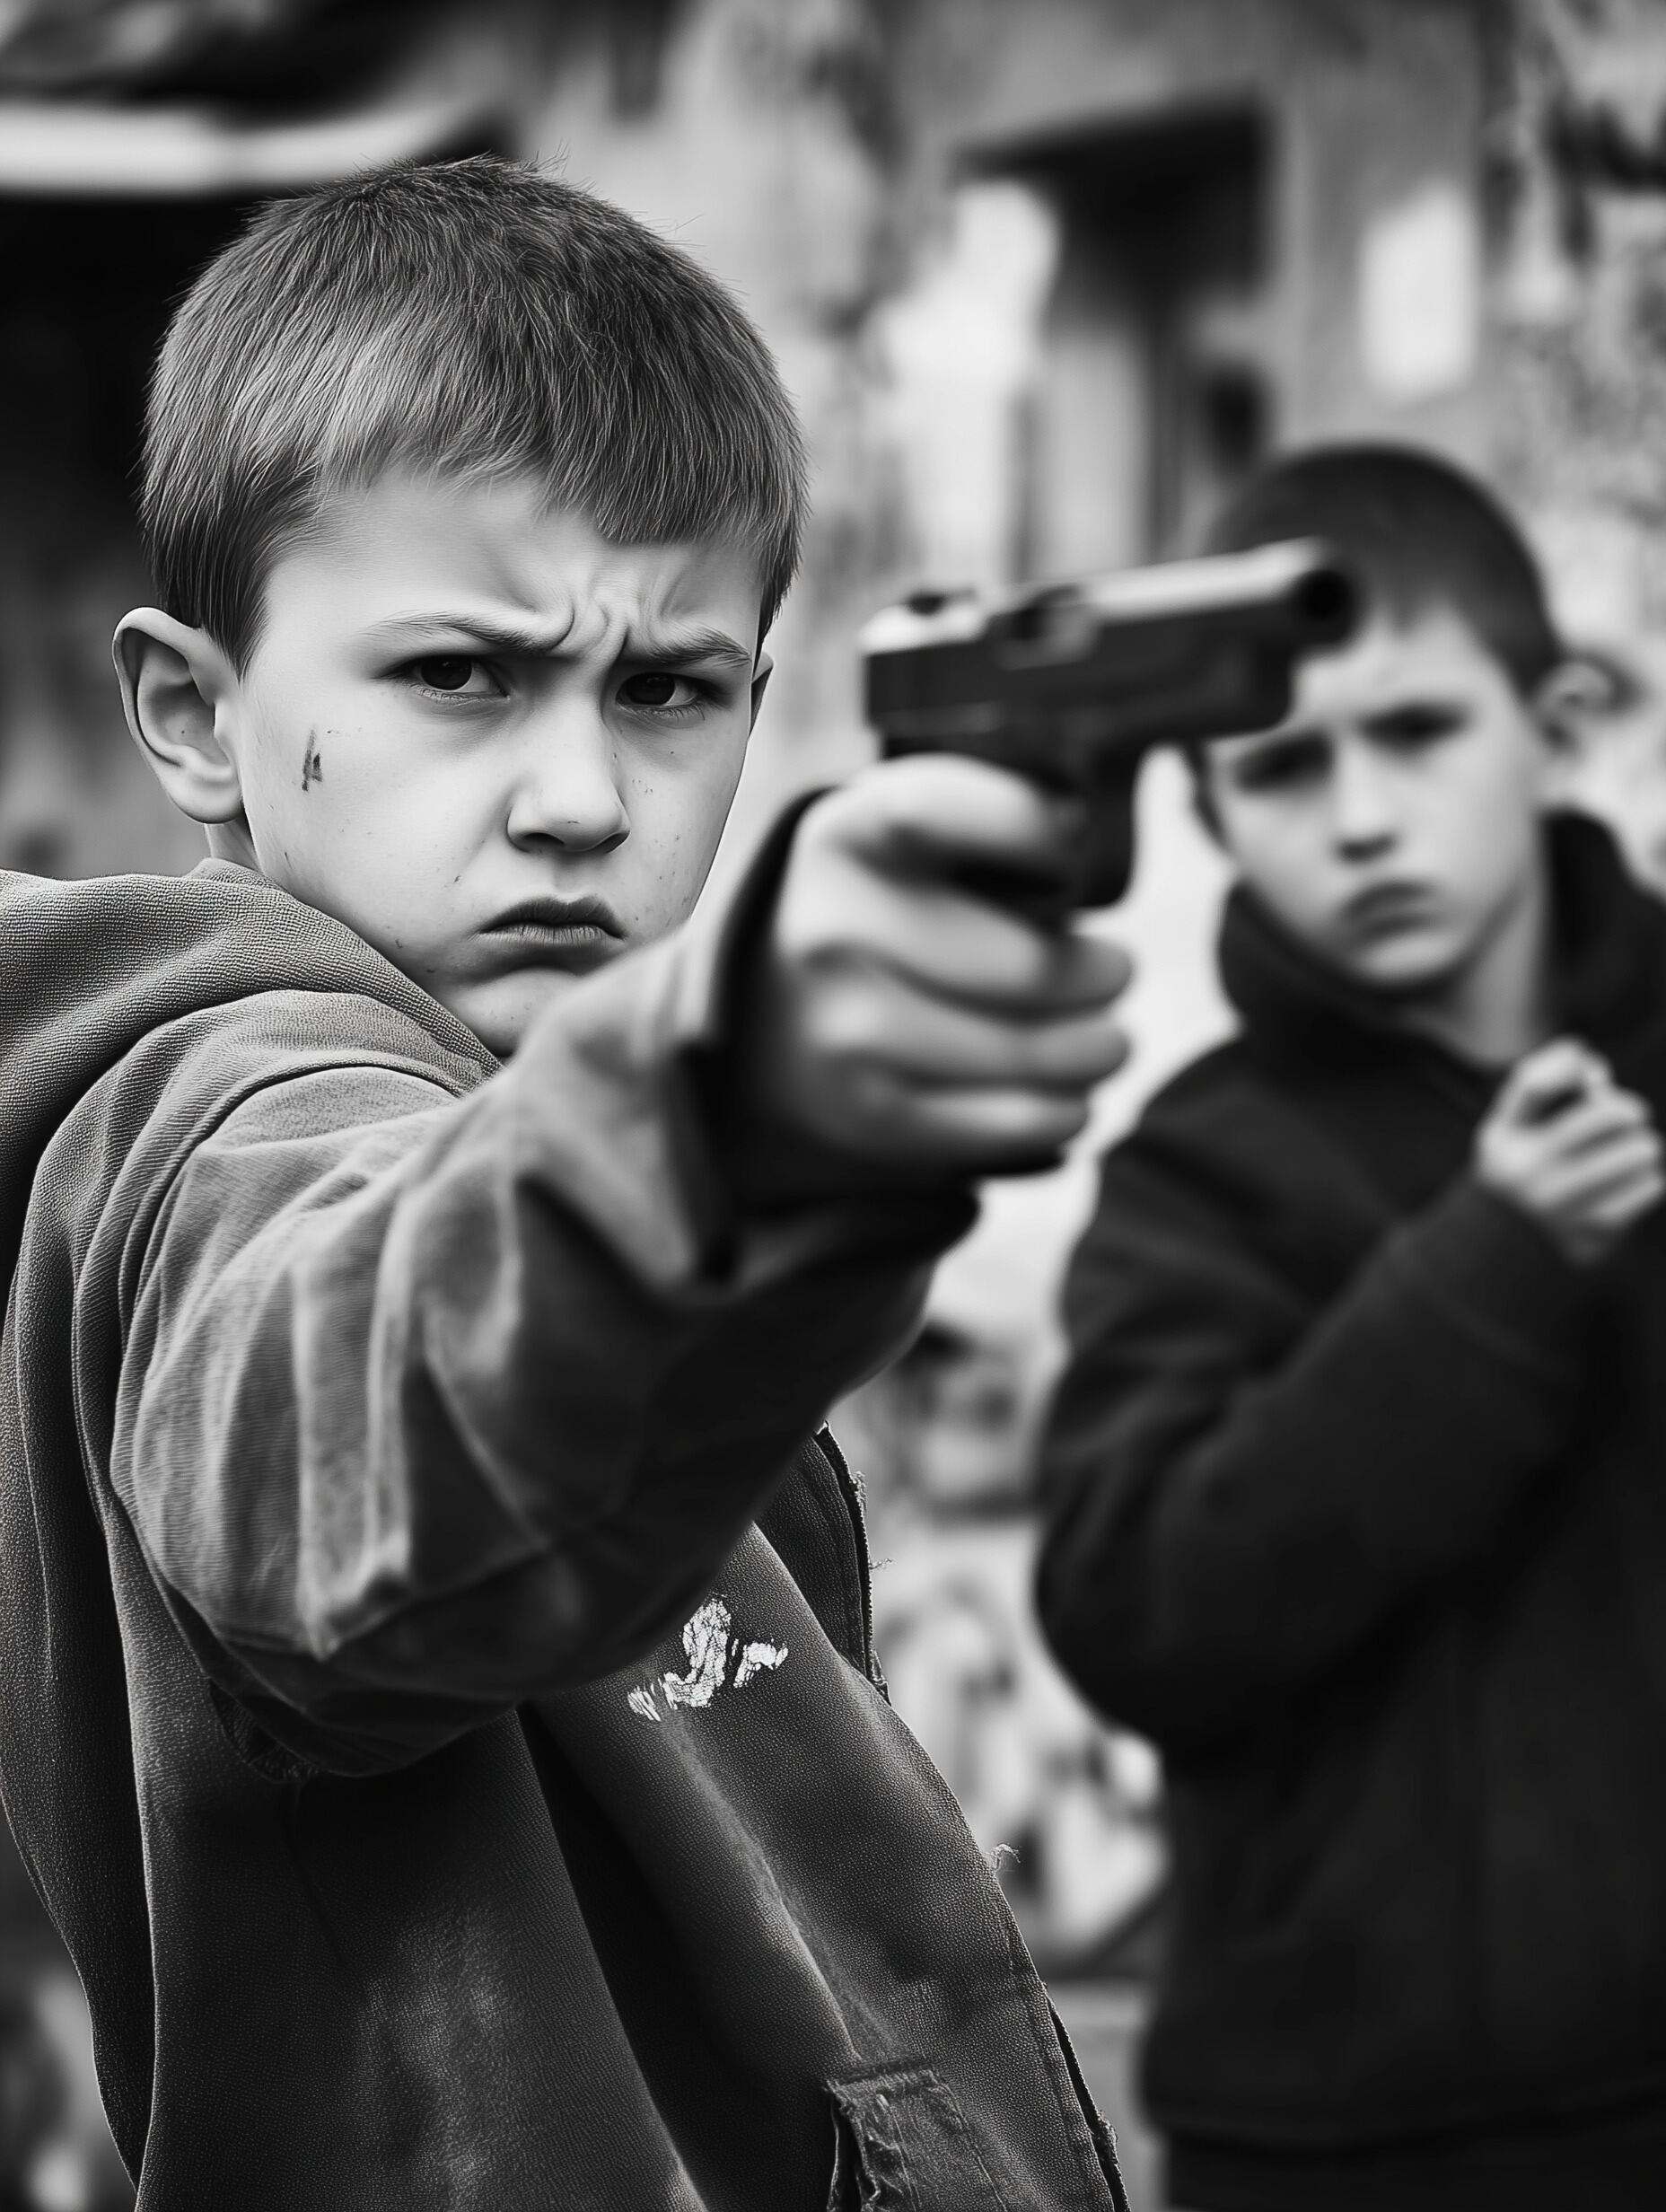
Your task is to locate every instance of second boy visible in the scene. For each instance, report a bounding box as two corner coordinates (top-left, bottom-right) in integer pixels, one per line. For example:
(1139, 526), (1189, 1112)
(1041, 443), (1666, 2211)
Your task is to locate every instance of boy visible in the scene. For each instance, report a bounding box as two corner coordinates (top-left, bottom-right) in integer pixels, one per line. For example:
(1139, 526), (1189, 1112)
(1039, 443), (1666, 2211)
(0, 159), (1133, 2208)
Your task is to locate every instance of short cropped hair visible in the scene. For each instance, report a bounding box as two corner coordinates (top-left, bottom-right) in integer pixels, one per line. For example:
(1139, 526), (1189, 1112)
(1201, 442), (1562, 696)
(141, 155), (807, 669)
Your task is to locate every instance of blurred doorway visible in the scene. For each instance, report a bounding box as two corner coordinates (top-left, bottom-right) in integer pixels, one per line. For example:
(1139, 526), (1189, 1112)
(978, 101), (1272, 579)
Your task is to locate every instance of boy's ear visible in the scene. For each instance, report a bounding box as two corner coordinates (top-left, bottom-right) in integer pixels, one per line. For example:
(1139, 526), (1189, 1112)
(1530, 654), (1618, 762)
(749, 650), (774, 732)
(1528, 654), (1628, 810)
(113, 610), (247, 826)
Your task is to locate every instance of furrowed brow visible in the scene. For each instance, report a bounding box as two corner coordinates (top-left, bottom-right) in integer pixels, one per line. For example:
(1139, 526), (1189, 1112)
(361, 614), (755, 669)
(362, 612), (572, 656)
(624, 626), (755, 671)
(1217, 723), (1326, 762)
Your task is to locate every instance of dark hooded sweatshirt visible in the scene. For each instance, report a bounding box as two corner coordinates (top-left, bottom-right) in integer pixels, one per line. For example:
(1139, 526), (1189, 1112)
(0, 844), (1129, 2212)
(1039, 813), (1666, 2212)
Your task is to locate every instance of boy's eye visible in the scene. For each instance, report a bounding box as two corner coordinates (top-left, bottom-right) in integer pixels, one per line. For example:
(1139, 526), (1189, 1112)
(618, 672), (702, 713)
(1371, 704), (1465, 749)
(413, 655), (489, 694)
(1229, 734), (1329, 793)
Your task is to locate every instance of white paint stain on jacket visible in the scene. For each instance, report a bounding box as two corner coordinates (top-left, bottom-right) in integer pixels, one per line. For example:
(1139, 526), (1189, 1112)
(628, 1594), (787, 1723)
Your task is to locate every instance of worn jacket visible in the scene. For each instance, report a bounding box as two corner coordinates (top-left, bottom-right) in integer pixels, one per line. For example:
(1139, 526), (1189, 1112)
(0, 847), (1128, 2211)
(1039, 814), (1666, 2210)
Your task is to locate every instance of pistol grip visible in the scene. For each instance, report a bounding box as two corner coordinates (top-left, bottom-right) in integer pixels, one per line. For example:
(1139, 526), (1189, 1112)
(1075, 753), (1141, 909)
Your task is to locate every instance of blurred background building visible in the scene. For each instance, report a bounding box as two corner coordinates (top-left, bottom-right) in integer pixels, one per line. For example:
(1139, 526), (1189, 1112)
(7, 2), (1666, 2204)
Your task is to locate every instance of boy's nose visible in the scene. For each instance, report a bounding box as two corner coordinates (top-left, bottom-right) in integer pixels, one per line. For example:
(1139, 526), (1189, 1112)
(504, 715), (630, 856)
(1329, 741), (1399, 856)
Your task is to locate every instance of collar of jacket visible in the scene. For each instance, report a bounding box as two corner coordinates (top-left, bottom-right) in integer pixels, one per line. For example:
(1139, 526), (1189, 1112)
(1215, 811), (1666, 1091)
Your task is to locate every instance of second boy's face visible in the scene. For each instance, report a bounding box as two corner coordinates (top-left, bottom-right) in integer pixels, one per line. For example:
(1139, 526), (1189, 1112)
(212, 471), (765, 1056)
(1201, 606), (1554, 1001)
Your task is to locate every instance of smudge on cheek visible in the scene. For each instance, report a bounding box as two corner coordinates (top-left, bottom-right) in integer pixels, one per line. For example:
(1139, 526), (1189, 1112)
(301, 733), (324, 793)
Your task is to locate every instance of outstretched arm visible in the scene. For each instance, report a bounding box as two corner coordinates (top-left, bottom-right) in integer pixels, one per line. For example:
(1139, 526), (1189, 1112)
(109, 759), (1127, 1773)
(110, 926), (960, 1772)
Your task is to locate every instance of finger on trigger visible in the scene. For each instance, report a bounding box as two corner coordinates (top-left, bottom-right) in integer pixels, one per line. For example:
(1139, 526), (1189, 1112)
(864, 753), (1086, 880)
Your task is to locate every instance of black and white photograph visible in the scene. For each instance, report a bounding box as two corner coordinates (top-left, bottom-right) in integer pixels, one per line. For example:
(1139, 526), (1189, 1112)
(4, 2), (1666, 2206)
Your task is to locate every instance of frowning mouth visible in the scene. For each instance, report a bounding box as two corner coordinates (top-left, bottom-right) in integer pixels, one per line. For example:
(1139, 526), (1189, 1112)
(477, 894), (627, 972)
(1342, 881), (1438, 934)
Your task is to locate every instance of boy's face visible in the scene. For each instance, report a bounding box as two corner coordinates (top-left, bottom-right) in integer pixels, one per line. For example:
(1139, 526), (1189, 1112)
(1199, 605), (1555, 1000)
(134, 470), (767, 1056)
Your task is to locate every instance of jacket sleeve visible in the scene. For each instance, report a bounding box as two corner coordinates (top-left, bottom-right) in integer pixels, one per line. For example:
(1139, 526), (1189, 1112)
(103, 828), (975, 1776)
(1035, 1129), (1591, 1756)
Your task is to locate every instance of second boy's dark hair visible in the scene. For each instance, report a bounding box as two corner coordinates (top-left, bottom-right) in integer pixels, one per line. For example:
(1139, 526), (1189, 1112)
(142, 155), (807, 670)
(1202, 442), (1563, 696)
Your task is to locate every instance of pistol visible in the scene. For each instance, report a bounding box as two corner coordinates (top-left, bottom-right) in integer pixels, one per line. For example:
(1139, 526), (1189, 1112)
(860, 540), (1358, 908)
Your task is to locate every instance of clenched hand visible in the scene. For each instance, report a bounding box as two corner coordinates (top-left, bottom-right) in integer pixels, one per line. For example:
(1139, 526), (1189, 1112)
(1476, 1038), (1665, 1268)
(736, 756), (1131, 1197)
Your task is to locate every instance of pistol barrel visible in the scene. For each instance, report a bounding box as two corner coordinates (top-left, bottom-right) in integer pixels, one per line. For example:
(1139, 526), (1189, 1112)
(1074, 538), (1354, 641)
(860, 539), (1360, 906)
